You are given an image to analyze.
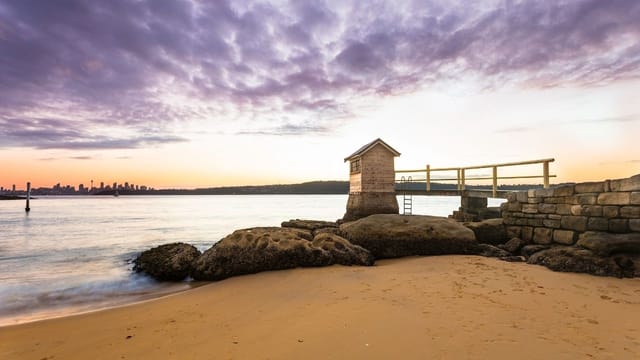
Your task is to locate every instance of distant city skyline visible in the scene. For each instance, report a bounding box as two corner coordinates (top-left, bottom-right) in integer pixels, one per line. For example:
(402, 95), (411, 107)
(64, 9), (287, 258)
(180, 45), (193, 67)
(1, 1), (639, 188)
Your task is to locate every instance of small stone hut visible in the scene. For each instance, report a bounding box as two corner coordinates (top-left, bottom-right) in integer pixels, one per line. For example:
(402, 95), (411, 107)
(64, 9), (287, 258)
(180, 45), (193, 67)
(343, 138), (401, 221)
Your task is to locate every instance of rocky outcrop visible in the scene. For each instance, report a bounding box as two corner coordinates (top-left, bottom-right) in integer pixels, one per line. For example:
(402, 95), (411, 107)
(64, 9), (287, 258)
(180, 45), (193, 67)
(576, 232), (640, 256)
(527, 246), (635, 278)
(475, 244), (511, 258)
(520, 244), (551, 258)
(464, 219), (508, 245)
(500, 237), (527, 254)
(133, 243), (201, 281)
(339, 214), (476, 259)
(281, 219), (338, 232)
(191, 227), (373, 281)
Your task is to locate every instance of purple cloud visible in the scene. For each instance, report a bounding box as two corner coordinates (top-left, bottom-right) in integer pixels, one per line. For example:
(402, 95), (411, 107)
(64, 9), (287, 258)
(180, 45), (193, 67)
(0, 0), (639, 146)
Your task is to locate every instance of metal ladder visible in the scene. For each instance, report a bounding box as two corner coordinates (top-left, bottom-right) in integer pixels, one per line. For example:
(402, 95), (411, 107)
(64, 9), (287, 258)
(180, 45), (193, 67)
(400, 176), (412, 215)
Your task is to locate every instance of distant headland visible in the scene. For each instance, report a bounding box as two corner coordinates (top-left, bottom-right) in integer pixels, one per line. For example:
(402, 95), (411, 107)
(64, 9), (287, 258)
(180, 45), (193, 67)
(1, 180), (554, 197)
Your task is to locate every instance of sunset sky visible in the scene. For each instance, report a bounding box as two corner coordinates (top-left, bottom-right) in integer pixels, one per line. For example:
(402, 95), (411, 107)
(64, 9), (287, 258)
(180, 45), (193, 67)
(1, 0), (639, 189)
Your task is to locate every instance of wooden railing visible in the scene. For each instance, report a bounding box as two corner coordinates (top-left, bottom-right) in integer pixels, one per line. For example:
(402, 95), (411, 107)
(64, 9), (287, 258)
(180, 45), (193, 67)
(396, 158), (556, 197)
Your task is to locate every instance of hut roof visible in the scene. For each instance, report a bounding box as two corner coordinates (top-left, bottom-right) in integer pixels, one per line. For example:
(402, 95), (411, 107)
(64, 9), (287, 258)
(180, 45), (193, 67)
(344, 138), (401, 162)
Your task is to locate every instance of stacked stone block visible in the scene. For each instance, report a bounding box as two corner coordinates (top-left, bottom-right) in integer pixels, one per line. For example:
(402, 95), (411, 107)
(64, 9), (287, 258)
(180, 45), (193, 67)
(501, 174), (640, 245)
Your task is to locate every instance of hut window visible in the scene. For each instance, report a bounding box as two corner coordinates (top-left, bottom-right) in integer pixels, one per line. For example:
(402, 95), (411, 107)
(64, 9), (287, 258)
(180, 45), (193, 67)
(350, 159), (361, 174)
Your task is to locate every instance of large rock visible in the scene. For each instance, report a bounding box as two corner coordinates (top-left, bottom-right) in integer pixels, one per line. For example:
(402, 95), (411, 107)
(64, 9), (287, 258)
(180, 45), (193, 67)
(191, 227), (373, 281)
(281, 219), (338, 232)
(520, 244), (550, 258)
(475, 244), (511, 258)
(527, 246), (635, 278)
(133, 243), (201, 281)
(500, 237), (527, 254)
(576, 232), (640, 256)
(339, 214), (476, 259)
(464, 218), (507, 245)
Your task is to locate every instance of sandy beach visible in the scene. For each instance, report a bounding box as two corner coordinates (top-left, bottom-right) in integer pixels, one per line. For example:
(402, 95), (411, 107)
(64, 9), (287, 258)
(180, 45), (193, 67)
(1, 255), (639, 360)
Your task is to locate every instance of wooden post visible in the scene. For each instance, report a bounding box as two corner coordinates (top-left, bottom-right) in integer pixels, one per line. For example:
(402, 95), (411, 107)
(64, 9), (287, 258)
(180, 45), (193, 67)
(543, 161), (550, 189)
(461, 168), (466, 190)
(426, 164), (431, 192)
(492, 166), (498, 198)
(25, 182), (31, 212)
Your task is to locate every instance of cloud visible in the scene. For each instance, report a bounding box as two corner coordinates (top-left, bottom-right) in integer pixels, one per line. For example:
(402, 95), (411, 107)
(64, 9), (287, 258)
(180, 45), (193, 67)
(1, 0), (639, 146)
(236, 122), (332, 136)
(495, 126), (534, 134)
(0, 116), (187, 149)
(68, 156), (93, 160)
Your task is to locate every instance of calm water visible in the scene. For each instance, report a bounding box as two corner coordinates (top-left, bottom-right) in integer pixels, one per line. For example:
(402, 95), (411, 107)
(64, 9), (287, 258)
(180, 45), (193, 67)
(0, 195), (503, 326)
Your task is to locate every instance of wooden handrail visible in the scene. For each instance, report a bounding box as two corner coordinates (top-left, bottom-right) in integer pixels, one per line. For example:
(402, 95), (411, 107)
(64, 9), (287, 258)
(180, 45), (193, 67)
(396, 158), (555, 197)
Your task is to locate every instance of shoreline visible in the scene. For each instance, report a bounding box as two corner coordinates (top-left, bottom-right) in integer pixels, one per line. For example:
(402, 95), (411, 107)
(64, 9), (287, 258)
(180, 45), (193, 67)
(2, 255), (639, 359)
(0, 281), (207, 328)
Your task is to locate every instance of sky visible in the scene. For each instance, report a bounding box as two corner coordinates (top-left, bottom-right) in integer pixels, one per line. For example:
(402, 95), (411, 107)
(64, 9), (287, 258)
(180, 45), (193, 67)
(1, 0), (639, 189)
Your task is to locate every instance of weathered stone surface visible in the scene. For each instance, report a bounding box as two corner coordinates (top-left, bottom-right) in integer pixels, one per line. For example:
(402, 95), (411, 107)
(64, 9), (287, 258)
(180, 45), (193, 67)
(575, 181), (605, 194)
(548, 214), (562, 220)
(620, 206), (640, 218)
(339, 214), (476, 259)
(506, 202), (522, 212)
(516, 191), (528, 203)
(191, 228), (374, 281)
(500, 256), (526, 262)
(587, 217), (609, 232)
(463, 218), (507, 245)
(343, 192), (399, 221)
(134, 243), (201, 281)
(609, 174), (640, 192)
(631, 192), (640, 205)
(552, 185), (574, 197)
(313, 227), (342, 237)
(281, 219), (338, 231)
(526, 219), (544, 227)
(506, 226), (522, 238)
(597, 192), (631, 205)
(556, 204), (573, 215)
(520, 244), (551, 258)
(567, 194), (598, 205)
(603, 206), (620, 218)
(553, 230), (577, 245)
(577, 231), (640, 256)
(631, 219), (640, 232)
(543, 219), (561, 228)
(475, 244), (511, 258)
(521, 226), (533, 241)
(527, 247), (634, 278)
(609, 219), (629, 233)
(538, 203), (557, 214)
(501, 237), (527, 253)
(543, 197), (565, 204)
(570, 205), (602, 217)
(527, 197), (542, 204)
(522, 204), (538, 214)
(560, 216), (588, 232)
(534, 188), (554, 197)
(533, 228), (553, 244)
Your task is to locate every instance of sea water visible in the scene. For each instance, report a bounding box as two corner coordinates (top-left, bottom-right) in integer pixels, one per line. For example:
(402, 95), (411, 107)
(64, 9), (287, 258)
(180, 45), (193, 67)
(0, 195), (503, 325)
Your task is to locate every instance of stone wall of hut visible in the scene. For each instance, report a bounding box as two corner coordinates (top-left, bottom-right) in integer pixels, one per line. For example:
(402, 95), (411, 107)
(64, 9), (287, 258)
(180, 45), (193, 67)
(501, 174), (640, 244)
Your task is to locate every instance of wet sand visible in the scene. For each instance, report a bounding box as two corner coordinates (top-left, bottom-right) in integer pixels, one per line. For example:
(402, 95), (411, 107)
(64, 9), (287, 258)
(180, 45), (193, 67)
(1, 255), (639, 359)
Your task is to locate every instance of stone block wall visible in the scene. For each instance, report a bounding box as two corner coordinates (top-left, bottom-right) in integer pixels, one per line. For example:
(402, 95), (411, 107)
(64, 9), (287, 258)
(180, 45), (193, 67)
(501, 174), (640, 245)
